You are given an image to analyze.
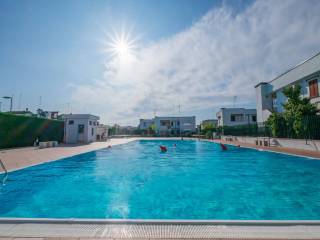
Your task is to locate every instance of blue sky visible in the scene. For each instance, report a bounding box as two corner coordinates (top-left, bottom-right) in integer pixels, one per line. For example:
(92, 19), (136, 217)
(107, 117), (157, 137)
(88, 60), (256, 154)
(1, 0), (320, 125)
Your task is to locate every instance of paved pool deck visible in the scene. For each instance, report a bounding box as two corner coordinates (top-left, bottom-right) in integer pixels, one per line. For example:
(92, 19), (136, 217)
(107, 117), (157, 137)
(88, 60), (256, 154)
(210, 139), (320, 159)
(0, 138), (137, 173)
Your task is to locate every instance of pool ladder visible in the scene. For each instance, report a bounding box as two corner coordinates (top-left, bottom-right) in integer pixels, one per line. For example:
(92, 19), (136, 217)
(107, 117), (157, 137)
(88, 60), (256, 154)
(0, 158), (8, 186)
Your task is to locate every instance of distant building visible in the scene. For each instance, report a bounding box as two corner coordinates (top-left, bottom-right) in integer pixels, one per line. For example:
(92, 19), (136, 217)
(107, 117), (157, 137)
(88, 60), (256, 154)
(61, 114), (99, 144)
(255, 52), (320, 123)
(118, 126), (138, 135)
(139, 119), (154, 130)
(216, 108), (257, 127)
(96, 124), (109, 141)
(154, 116), (196, 135)
(10, 108), (34, 117)
(37, 109), (59, 119)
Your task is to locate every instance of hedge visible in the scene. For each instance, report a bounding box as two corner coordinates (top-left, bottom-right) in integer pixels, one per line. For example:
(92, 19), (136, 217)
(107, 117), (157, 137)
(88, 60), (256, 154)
(0, 112), (64, 149)
(217, 115), (320, 140)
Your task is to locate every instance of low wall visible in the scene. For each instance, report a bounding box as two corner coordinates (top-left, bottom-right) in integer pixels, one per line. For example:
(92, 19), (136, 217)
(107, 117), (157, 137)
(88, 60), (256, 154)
(222, 135), (320, 152)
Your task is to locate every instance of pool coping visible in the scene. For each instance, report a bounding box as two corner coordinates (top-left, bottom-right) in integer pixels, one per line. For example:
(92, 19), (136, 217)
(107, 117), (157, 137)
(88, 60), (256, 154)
(1, 218), (320, 225)
(1, 219), (320, 239)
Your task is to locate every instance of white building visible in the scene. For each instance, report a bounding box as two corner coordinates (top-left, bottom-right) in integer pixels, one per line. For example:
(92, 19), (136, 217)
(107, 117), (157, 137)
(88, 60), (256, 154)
(138, 119), (154, 130)
(61, 114), (99, 144)
(96, 124), (109, 141)
(216, 108), (257, 127)
(255, 52), (320, 123)
(154, 116), (196, 135)
(37, 109), (59, 119)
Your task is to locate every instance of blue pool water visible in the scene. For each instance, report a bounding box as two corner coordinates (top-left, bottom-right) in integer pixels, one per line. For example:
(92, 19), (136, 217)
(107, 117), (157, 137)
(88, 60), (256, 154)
(1, 140), (320, 220)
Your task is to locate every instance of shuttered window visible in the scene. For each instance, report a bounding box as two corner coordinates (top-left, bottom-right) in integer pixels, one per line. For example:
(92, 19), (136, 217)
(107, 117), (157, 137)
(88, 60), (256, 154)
(309, 79), (319, 98)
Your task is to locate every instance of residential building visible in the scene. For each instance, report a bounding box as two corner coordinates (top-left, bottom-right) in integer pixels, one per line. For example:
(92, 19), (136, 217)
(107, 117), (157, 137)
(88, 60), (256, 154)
(96, 124), (109, 141)
(153, 116), (196, 135)
(10, 108), (34, 117)
(255, 52), (320, 123)
(61, 114), (99, 144)
(37, 109), (59, 119)
(216, 108), (257, 127)
(139, 119), (154, 130)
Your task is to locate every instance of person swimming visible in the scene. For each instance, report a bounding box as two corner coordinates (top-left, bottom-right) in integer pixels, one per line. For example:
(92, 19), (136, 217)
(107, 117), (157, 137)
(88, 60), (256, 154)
(160, 145), (167, 152)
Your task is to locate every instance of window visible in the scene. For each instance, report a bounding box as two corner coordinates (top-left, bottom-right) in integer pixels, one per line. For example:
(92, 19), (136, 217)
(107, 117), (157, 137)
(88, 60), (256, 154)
(78, 124), (84, 133)
(89, 121), (92, 125)
(309, 79), (319, 98)
(160, 120), (170, 126)
(68, 120), (74, 125)
(230, 114), (243, 122)
(91, 128), (94, 136)
(252, 115), (257, 122)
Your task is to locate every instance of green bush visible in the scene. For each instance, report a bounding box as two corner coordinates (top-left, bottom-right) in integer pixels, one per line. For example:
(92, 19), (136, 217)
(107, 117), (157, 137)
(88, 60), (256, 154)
(266, 112), (286, 137)
(0, 113), (64, 149)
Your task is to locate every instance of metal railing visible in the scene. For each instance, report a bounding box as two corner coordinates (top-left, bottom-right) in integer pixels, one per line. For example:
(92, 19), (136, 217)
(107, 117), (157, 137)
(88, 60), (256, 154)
(0, 158), (8, 186)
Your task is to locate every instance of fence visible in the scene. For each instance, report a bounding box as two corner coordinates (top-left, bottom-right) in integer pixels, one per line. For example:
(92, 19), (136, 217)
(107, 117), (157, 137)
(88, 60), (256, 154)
(0, 113), (64, 149)
(217, 115), (320, 140)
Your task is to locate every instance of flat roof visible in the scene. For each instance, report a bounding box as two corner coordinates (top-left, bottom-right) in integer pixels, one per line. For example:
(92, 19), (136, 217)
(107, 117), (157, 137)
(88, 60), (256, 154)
(61, 114), (99, 120)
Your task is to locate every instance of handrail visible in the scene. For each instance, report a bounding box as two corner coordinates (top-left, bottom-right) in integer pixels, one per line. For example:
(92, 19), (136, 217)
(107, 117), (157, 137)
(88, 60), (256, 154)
(0, 158), (8, 186)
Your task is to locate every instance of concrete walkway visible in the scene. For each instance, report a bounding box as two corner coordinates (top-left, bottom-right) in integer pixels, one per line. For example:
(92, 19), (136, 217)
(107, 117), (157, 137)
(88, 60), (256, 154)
(210, 139), (320, 159)
(0, 138), (137, 173)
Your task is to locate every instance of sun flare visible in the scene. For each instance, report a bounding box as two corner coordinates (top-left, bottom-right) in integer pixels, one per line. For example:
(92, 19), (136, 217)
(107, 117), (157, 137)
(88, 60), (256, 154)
(105, 29), (138, 59)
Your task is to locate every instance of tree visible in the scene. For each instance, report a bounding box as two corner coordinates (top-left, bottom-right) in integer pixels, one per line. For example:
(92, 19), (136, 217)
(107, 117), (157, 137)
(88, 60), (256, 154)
(148, 124), (156, 135)
(201, 123), (216, 139)
(266, 112), (286, 137)
(280, 85), (317, 137)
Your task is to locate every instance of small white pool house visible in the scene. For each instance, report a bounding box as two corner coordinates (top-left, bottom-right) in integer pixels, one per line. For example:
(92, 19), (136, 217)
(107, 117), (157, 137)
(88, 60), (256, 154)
(61, 114), (100, 144)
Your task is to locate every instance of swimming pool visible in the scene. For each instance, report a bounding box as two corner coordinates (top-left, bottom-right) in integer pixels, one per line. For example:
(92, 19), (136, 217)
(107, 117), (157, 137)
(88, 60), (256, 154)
(1, 139), (320, 220)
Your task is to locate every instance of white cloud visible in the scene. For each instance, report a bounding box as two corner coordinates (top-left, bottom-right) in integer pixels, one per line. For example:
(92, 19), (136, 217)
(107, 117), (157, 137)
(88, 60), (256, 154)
(71, 0), (320, 125)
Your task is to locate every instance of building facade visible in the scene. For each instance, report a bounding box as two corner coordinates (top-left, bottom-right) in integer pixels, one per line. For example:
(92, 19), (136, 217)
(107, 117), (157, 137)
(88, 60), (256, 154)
(255, 52), (320, 123)
(154, 116), (196, 135)
(216, 108), (257, 127)
(138, 119), (154, 130)
(61, 114), (99, 144)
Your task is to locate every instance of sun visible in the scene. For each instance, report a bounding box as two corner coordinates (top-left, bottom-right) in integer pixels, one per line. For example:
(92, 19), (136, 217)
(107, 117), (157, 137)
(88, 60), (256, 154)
(105, 29), (138, 59)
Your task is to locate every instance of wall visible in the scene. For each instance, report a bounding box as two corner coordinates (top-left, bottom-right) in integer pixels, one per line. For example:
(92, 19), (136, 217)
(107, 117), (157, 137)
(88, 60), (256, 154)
(0, 113), (64, 149)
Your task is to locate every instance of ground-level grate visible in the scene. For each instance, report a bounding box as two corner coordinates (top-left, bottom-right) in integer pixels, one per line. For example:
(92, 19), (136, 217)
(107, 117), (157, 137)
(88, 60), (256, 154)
(1, 219), (320, 239)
